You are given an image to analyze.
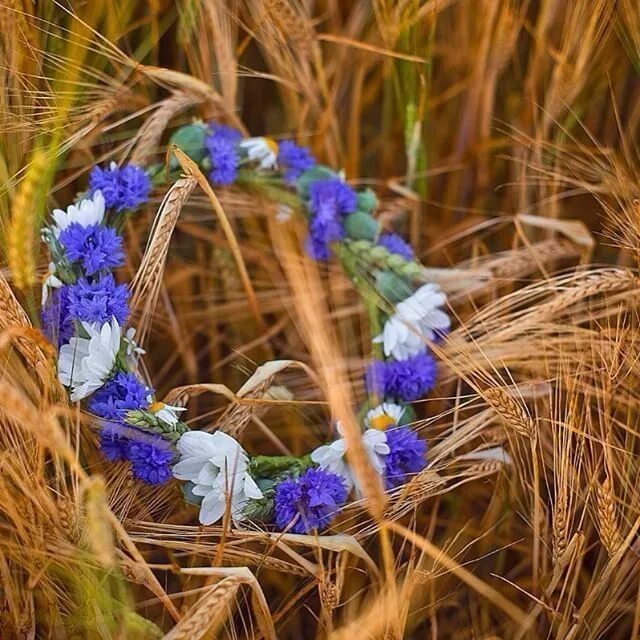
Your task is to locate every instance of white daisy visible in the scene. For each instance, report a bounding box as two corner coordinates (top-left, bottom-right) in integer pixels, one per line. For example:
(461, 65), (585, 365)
(240, 137), (279, 170)
(172, 431), (263, 526)
(58, 317), (122, 401)
(310, 423), (390, 494)
(41, 262), (63, 306)
(151, 402), (187, 426)
(374, 283), (450, 361)
(365, 403), (405, 430)
(123, 327), (145, 368)
(51, 190), (105, 238)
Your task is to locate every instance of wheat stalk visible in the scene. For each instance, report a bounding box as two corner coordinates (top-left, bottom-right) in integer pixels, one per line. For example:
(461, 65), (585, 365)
(552, 491), (570, 565)
(129, 176), (197, 342)
(596, 477), (623, 557)
(6, 149), (47, 291)
(130, 92), (204, 166)
(0, 272), (55, 385)
(482, 388), (536, 439)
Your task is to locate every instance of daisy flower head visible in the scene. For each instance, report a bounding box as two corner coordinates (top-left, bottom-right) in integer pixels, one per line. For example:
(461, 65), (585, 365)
(123, 327), (145, 368)
(205, 124), (242, 186)
(310, 422), (390, 493)
(374, 283), (450, 361)
(51, 191), (105, 238)
(41, 262), (63, 306)
(58, 317), (122, 401)
(89, 162), (151, 212)
(365, 402), (405, 430)
(172, 431), (263, 526)
(149, 401), (187, 426)
(274, 467), (347, 534)
(278, 140), (316, 184)
(239, 137), (279, 170)
(366, 352), (437, 403)
(384, 426), (427, 489)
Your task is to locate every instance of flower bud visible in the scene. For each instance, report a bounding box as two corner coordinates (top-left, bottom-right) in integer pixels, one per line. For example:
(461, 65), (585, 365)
(356, 189), (378, 213)
(169, 123), (208, 167)
(375, 271), (413, 303)
(343, 211), (379, 240)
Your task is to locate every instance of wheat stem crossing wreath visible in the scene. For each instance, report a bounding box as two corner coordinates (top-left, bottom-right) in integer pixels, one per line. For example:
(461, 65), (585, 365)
(40, 123), (451, 534)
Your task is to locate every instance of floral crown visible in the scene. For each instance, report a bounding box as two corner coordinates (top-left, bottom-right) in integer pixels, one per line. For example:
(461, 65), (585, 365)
(40, 123), (450, 534)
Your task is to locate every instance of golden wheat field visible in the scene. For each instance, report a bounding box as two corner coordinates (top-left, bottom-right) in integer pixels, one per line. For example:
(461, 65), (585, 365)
(2, 1), (640, 638)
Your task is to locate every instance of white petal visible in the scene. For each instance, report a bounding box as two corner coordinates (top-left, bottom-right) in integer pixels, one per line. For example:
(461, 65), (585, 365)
(243, 473), (264, 500)
(176, 431), (219, 458)
(199, 491), (228, 525)
(310, 444), (340, 466)
(172, 457), (208, 482)
(191, 483), (214, 497)
(196, 461), (220, 486)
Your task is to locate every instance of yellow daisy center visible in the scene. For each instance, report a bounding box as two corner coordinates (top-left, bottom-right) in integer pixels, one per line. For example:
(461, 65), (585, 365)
(149, 401), (165, 414)
(370, 414), (397, 430)
(265, 137), (279, 155)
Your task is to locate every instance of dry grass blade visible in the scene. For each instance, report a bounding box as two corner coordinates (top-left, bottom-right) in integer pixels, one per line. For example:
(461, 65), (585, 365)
(172, 147), (267, 333)
(388, 521), (529, 627)
(130, 92), (206, 166)
(162, 569), (275, 640)
(139, 66), (245, 132)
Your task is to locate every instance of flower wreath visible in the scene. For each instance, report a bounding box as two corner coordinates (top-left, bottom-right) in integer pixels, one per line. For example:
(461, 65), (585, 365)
(40, 123), (450, 534)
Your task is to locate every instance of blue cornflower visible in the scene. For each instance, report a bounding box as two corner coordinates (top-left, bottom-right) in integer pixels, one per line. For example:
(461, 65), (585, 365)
(308, 178), (357, 219)
(127, 436), (175, 485)
(305, 178), (357, 261)
(274, 467), (347, 534)
(99, 423), (130, 462)
(205, 124), (242, 185)
(41, 286), (74, 346)
(384, 426), (427, 488)
(278, 140), (316, 184)
(378, 232), (413, 261)
(87, 371), (152, 421)
(89, 163), (151, 212)
(366, 353), (437, 402)
(67, 273), (129, 326)
(305, 209), (345, 261)
(58, 223), (124, 276)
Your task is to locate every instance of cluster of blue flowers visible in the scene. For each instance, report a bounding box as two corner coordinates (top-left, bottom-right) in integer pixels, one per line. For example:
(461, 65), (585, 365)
(366, 353), (437, 403)
(41, 163), (183, 485)
(205, 124), (243, 185)
(42, 123), (443, 535)
(89, 163), (152, 212)
(274, 468), (348, 534)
